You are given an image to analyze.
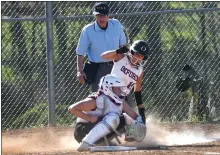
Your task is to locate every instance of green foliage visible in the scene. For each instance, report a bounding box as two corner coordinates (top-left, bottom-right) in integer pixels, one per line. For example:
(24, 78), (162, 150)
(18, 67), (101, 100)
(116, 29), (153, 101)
(168, 2), (203, 9)
(11, 103), (48, 128)
(189, 114), (212, 123)
(183, 88), (194, 100)
(11, 103), (76, 129)
(1, 22), (12, 60)
(55, 103), (77, 126)
(2, 65), (21, 83)
(133, 24), (147, 41)
(161, 28), (174, 51)
(21, 21), (46, 57)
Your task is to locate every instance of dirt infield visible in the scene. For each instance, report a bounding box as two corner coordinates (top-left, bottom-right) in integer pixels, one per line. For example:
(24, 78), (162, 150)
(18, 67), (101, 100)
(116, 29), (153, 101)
(2, 119), (220, 155)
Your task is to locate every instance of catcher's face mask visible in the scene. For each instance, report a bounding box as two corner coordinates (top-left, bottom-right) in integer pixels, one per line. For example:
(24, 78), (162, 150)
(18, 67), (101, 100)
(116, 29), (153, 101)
(125, 122), (147, 142)
(112, 86), (127, 97)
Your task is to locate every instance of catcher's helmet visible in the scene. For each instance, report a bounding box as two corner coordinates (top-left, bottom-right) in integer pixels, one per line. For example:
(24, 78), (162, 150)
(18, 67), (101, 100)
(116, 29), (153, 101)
(98, 74), (127, 103)
(130, 40), (150, 60)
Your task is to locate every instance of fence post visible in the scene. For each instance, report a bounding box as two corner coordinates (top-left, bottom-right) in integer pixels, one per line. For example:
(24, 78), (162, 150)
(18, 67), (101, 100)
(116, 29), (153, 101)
(46, 1), (56, 127)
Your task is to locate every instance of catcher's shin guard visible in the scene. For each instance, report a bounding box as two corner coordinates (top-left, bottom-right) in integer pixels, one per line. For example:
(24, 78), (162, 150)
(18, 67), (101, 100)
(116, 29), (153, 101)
(82, 113), (120, 145)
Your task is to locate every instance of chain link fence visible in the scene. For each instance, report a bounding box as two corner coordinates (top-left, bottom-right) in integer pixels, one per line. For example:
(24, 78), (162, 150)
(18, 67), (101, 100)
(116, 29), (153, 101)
(2, 1), (220, 130)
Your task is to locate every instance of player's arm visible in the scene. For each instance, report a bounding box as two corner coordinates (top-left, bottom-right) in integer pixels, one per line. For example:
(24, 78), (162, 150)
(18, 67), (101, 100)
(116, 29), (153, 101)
(76, 28), (90, 84)
(101, 45), (129, 61)
(134, 72), (146, 124)
(68, 98), (97, 122)
(122, 102), (139, 120)
(77, 55), (84, 72)
(77, 55), (87, 84)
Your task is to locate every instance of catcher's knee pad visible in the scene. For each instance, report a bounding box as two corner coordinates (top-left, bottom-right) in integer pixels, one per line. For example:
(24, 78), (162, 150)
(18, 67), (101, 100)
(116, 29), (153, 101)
(74, 122), (97, 143)
(103, 113), (120, 131)
(74, 123), (85, 143)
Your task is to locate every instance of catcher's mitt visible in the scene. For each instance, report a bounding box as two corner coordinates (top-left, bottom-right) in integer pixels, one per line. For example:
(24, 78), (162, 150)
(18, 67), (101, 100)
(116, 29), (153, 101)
(125, 122), (147, 142)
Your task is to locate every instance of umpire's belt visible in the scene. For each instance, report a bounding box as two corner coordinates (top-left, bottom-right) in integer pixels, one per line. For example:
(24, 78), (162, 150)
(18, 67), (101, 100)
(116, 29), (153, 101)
(90, 61), (113, 65)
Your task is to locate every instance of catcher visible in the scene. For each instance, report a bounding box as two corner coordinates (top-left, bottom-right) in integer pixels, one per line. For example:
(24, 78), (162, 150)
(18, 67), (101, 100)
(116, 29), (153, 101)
(68, 74), (147, 152)
(101, 40), (150, 124)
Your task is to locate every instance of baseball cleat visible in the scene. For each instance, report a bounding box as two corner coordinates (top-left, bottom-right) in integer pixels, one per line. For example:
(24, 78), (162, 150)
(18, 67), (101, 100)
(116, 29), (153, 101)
(77, 141), (90, 152)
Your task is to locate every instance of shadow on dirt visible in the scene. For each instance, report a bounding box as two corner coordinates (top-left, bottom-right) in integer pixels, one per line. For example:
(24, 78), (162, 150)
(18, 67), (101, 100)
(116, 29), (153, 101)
(169, 144), (219, 148)
(138, 142), (220, 150)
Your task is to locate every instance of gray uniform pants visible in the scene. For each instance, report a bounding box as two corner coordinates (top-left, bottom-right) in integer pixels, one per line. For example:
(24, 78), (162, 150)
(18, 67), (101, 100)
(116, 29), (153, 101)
(91, 63), (113, 92)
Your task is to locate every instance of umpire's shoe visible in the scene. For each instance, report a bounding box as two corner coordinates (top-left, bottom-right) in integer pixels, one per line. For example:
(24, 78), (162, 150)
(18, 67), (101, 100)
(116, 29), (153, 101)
(77, 141), (90, 152)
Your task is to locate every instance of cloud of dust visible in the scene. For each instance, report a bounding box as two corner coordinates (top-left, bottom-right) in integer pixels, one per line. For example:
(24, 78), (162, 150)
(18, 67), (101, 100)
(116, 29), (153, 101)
(59, 132), (79, 150)
(136, 116), (219, 148)
(2, 128), (79, 154)
(2, 119), (219, 154)
(2, 137), (28, 154)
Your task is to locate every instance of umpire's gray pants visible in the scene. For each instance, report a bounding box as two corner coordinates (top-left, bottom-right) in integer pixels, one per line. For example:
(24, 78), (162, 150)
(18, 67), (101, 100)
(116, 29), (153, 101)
(91, 63), (113, 92)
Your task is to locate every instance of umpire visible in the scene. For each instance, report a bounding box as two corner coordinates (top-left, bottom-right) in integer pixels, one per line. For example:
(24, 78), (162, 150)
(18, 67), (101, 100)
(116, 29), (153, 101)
(76, 2), (126, 92)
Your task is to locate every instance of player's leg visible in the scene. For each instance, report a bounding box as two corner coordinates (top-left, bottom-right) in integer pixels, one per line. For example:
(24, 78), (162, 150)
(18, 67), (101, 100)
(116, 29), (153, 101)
(123, 113), (136, 125)
(77, 113), (120, 151)
(107, 113), (135, 138)
(125, 93), (136, 110)
(96, 113), (136, 145)
(74, 115), (125, 146)
(91, 64), (113, 92)
(98, 114), (126, 143)
(74, 115), (105, 143)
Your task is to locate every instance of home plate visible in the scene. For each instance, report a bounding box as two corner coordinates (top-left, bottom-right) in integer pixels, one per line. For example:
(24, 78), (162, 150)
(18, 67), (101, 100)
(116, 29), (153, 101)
(89, 146), (137, 152)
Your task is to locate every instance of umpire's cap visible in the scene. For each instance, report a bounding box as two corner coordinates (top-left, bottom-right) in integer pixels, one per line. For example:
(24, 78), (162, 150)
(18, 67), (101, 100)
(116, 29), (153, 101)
(93, 2), (109, 15)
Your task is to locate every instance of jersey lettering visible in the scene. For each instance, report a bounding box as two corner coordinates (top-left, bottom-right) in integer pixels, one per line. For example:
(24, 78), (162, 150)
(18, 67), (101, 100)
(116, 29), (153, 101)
(121, 66), (138, 81)
(127, 82), (135, 90)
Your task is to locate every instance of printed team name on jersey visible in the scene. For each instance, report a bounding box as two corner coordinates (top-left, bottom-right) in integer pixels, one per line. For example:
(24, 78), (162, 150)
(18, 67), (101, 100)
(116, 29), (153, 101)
(121, 66), (138, 81)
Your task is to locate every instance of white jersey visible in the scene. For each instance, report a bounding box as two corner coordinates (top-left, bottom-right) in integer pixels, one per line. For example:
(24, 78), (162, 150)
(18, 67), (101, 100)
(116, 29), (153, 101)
(111, 55), (143, 95)
(77, 93), (123, 123)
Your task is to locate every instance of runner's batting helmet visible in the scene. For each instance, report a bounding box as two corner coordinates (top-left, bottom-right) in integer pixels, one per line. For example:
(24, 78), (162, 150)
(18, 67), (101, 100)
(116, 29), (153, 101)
(127, 40), (150, 66)
(130, 40), (150, 60)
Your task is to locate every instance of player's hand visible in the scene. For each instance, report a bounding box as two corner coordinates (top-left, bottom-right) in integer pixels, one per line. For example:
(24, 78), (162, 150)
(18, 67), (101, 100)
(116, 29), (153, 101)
(89, 115), (99, 123)
(77, 70), (87, 84)
(138, 107), (146, 124)
(116, 45), (129, 54)
(136, 115), (143, 123)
